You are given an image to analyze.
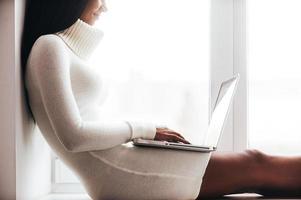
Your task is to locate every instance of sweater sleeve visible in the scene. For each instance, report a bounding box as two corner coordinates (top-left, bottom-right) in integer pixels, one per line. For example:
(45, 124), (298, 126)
(28, 35), (156, 153)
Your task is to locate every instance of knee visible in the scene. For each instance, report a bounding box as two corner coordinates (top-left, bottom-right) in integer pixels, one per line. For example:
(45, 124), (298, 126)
(244, 149), (268, 166)
(244, 149), (270, 186)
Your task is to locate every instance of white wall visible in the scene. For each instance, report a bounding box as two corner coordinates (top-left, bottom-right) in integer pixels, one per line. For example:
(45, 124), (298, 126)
(15, 0), (52, 199)
(0, 0), (52, 199)
(0, 1), (16, 199)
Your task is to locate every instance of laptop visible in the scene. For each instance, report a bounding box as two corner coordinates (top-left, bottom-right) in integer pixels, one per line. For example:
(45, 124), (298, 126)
(132, 74), (240, 152)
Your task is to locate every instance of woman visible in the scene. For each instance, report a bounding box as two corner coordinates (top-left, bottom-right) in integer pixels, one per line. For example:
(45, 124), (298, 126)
(22, 0), (301, 199)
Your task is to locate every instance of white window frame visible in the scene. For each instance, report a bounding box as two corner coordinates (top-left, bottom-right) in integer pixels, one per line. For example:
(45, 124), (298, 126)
(51, 0), (249, 194)
(210, 0), (247, 152)
(51, 154), (85, 194)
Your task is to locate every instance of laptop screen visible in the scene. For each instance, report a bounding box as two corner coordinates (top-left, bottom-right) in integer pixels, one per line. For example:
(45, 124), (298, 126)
(204, 75), (239, 148)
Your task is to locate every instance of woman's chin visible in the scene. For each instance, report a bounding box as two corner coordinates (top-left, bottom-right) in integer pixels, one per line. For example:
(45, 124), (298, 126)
(88, 19), (98, 26)
(90, 17), (100, 25)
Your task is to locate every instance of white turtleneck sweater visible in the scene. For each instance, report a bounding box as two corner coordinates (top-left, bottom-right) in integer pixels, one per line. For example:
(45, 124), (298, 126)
(25, 18), (209, 200)
(25, 19), (157, 153)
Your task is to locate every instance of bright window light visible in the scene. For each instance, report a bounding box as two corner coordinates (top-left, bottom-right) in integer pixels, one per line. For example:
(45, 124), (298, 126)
(248, 0), (301, 155)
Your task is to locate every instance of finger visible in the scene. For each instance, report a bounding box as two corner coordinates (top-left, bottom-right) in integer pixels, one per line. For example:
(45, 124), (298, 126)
(162, 133), (175, 142)
(175, 136), (190, 144)
(161, 129), (185, 139)
(179, 137), (191, 144)
(167, 134), (191, 144)
(156, 132), (173, 142)
(170, 131), (186, 139)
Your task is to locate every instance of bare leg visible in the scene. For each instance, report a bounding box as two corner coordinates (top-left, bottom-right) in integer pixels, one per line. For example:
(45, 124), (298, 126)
(197, 150), (301, 199)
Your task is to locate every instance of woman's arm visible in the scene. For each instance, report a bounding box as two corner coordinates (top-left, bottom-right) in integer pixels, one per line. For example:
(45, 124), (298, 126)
(28, 35), (156, 153)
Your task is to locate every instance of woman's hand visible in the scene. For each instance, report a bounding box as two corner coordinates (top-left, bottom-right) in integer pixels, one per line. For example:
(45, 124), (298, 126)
(154, 127), (191, 144)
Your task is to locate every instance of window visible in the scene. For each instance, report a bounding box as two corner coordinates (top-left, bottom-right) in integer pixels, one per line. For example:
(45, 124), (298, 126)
(248, 0), (301, 155)
(52, 0), (210, 193)
(209, 0), (301, 155)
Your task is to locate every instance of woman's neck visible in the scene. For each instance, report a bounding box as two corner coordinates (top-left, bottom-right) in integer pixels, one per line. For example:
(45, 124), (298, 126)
(55, 18), (104, 60)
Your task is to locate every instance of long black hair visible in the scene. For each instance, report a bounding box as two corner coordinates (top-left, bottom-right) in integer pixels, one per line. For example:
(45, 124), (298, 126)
(21, 0), (89, 121)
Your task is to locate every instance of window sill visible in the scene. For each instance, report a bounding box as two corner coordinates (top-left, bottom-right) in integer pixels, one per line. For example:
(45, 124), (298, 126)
(39, 194), (91, 200)
(39, 193), (299, 200)
(224, 193), (299, 200)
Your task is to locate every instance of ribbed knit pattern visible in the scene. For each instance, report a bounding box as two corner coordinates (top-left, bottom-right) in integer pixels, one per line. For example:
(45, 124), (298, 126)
(56, 18), (104, 60)
(24, 17), (208, 200)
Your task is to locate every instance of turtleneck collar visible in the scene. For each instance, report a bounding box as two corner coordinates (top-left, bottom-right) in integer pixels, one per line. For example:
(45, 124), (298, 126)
(55, 18), (104, 60)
